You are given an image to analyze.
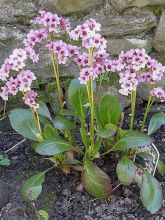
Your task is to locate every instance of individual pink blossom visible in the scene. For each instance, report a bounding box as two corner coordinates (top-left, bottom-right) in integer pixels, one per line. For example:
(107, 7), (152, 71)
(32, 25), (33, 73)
(23, 90), (39, 110)
(78, 67), (97, 84)
(150, 87), (165, 102)
(0, 86), (9, 101)
(5, 77), (18, 96)
(25, 47), (39, 63)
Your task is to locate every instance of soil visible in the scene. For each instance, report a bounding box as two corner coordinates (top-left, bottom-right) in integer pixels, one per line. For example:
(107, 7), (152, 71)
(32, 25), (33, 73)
(0, 101), (165, 220)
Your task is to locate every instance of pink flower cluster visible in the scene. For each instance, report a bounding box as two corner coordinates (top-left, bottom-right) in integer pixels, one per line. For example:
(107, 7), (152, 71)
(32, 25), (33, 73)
(33, 11), (70, 33)
(78, 51), (117, 84)
(0, 70), (38, 109)
(69, 18), (106, 50)
(23, 90), (39, 110)
(0, 49), (27, 81)
(23, 28), (48, 48)
(116, 49), (165, 96)
(46, 40), (79, 64)
(150, 87), (165, 102)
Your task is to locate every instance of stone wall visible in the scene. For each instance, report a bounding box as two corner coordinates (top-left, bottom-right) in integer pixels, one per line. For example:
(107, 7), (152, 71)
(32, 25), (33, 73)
(0, 0), (165, 108)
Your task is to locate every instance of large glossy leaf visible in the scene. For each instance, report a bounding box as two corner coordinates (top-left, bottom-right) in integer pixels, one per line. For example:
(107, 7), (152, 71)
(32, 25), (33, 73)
(98, 93), (121, 127)
(37, 101), (52, 121)
(9, 108), (40, 141)
(116, 155), (136, 185)
(22, 171), (45, 201)
(112, 131), (153, 151)
(148, 113), (165, 135)
(35, 138), (72, 155)
(53, 116), (76, 131)
(140, 172), (163, 213)
(81, 158), (112, 199)
(68, 78), (88, 120)
(43, 124), (60, 139)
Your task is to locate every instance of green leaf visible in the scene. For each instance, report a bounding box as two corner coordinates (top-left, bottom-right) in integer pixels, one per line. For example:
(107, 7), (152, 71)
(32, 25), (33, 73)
(98, 130), (114, 138)
(43, 124), (60, 139)
(116, 155), (136, 185)
(35, 138), (72, 156)
(68, 78), (88, 120)
(98, 93), (121, 127)
(148, 113), (165, 135)
(140, 172), (163, 213)
(80, 127), (90, 149)
(37, 101), (52, 121)
(22, 171), (45, 201)
(98, 123), (118, 138)
(9, 108), (40, 141)
(112, 131), (153, 151)
(53, 116), (76, 131)
(89, 139), (102, 158)
(157, 160), (165, 176)
(59, 108), (78, 117)
(39, 116), (52, 126)
(38, 210), (49, 220)
(0, 155), (11, 166)
(82, 158), (112, 199)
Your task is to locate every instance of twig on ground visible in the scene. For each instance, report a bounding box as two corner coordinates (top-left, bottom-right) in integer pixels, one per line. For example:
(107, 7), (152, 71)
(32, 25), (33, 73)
(112, 183), (121, 192)
(4, 138), (26, 153)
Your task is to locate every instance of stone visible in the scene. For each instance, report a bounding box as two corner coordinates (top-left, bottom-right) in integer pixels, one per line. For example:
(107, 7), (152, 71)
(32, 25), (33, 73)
(52, 0), (103, 15)
(0, 181), (10, 209)
(109, 0), (134, 12)
(107, 37), (153, 55)
(0, 25), (27, 67)
(0, 0), (37, 25)
(131, 0), (165, 8)
(154, 11), (165, 52)
(109, 0), (165, 12)
(86, 13), (157, 37)
(137, 76), (165, 101)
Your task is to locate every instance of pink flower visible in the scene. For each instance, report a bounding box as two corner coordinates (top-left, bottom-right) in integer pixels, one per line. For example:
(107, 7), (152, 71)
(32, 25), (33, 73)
(46, 40), (73, 64)
(25, 47), (39, 63)
(78, 67), (96, 84)
(0, 59), (12, 81)
(17, 70), (36, 92)
(5, 77), (18, 96)
(116, 49), (165, 96)
(59, 17), (71, 33)
(8, 48), (27, 71)
(69, 19), (106, 50)
(23, 90), (39, 110)
(150, 87), (165, 102)
(0, 86), (9, 101)
(33, 11), (70, 34)
(23, 28), (47, 48)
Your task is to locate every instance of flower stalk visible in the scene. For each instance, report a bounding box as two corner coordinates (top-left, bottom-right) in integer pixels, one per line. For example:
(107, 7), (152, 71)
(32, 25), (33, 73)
(50, 52), (63, 108)
(130, 90), (137, 130)
(87, 48), (95, 150)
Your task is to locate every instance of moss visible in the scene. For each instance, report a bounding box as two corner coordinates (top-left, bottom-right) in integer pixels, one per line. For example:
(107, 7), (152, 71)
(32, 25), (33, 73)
(148, 5), (165, 17)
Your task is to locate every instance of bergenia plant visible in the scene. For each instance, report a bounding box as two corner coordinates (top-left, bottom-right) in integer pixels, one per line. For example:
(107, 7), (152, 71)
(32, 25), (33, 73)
(0, 11), (165, 214)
